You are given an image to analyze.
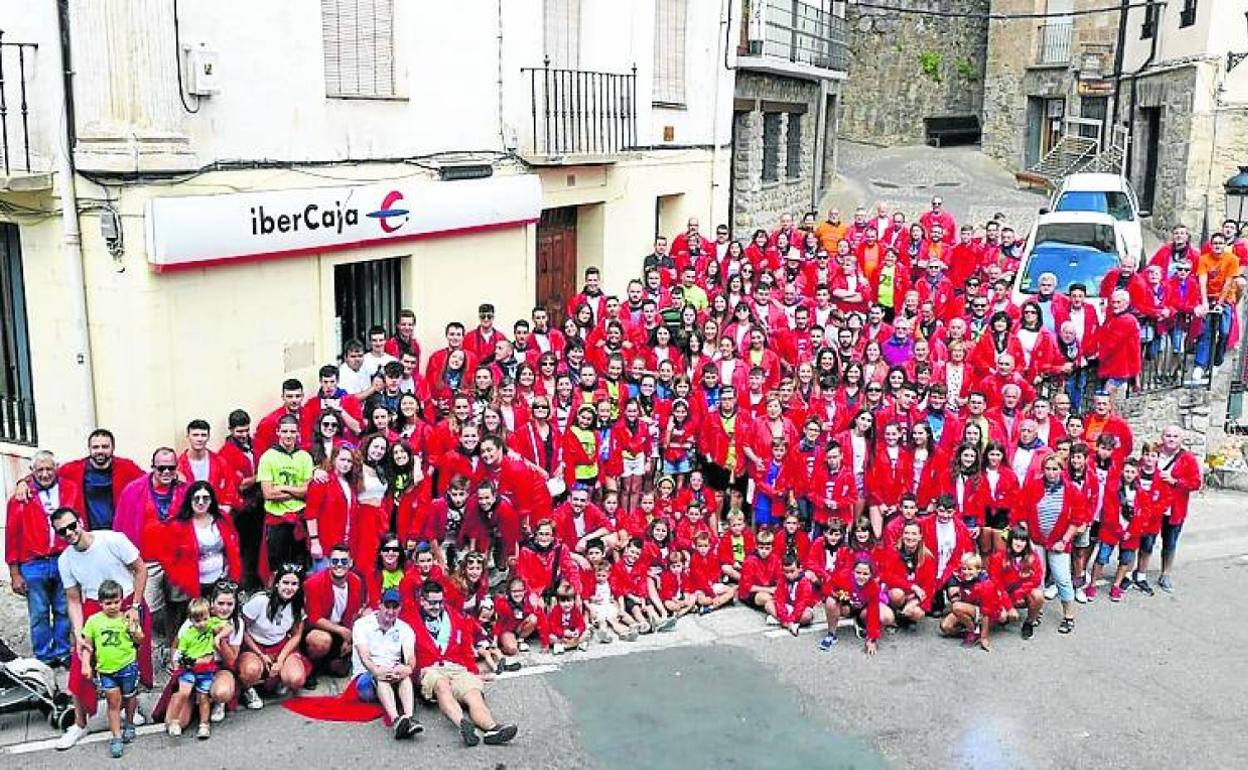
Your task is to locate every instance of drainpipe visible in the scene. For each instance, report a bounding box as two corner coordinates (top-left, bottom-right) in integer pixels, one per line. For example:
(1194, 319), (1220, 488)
(55, 0), (98, 431)
(710, 0), (731, 227)
(1109, 0), (1129, 127)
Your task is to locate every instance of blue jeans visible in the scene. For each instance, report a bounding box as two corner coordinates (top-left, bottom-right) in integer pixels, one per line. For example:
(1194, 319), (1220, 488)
(1195, 306), (1232, 369)
(1065, 368), (1089, 413)
(20, 558), (71, 663)
(97, 660), (140, 697)
(1034, 546), (1074, 603)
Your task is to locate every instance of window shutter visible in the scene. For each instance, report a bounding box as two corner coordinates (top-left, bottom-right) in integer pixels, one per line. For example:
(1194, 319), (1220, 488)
(544, 0), (581, 69)
(653, 0), (687, 106)
(322, 0), (395, 98)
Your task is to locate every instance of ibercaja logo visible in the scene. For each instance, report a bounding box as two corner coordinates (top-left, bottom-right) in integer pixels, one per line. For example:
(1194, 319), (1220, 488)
(367, 190), (410, 234)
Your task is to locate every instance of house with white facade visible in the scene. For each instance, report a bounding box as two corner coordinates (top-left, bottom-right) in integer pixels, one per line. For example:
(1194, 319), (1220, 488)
(0, 0), (733, 475)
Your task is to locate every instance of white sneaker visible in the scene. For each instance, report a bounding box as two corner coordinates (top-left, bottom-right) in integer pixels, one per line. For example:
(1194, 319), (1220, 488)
(517, 641), (530, 653)
(764, 616), (780, 627)
(167, 722), (182, 737)
(131, 710), (147, 727)
(242, 687), (264, 711)
(551, 642), (565, 655)
(56, 723), (89, 750)
(210, 702), (226, 723)
(1044, 585), (1059, 601)
(1190, 366), (1206, 383)
(1074, 587), (1088, 604)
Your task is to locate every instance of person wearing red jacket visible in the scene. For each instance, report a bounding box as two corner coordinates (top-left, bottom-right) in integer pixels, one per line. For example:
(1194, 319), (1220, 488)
(253, 379), (307, 460)
(515, 520), (578, 604)
(988, 527), (1046, 640)
(881, 521), (938, 624)
(921, 495), (977, 609)
(1016, 455), (1084, 634)
(771, 555), (818, 635)
(699, 387), (753, 502)
(866, 423), (914, 538)
(1091, 290), (1142, 392)
(410, 579), (518, 746)
(303, 544), (368, 677)
(750, 438), (799, 528)
(773, 512), (812, 563)
(543, 584), (589, 653)
(1083, 392), (1135, 465)
(939, 553), (1007, 651)
(803, 520), (851, 592)
(24, 428), (145, 533)
(177, 420), (241, 513)
(611, 537), (670, 633)
(1092, 459), (1165, 602)
(303, 446), (359, 570)
(6, 451), (83, 665)
(736, 530), (781, 608)
(551, 488), (612, 561)
(819, 557), (888, 654)
(1099, 255), (1157, 317)
(495, 576), (544, 658)
(149, 481), (242, 607)
(809, 440), (858, 532)
(1137, 425), (1203, 592)
(1148, 225), (1200, 276)
(716, 511), (756, 582)
(654, 549), (704, 620)
(425, 322), (481, 389)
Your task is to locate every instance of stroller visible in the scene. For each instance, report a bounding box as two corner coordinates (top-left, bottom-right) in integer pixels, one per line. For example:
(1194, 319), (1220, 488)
(0, 637), (75, 730)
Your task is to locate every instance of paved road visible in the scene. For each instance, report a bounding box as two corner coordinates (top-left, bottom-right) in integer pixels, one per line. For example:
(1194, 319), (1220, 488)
(13, 553), (1246, 770)
(823, 141), (1165, 253)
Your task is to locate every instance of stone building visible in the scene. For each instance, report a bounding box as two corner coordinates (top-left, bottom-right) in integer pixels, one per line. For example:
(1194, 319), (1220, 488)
(839, 0), (990, 145)
(730, 0), (848, 234)
(982, 0), (1121, 171)
(1118, 0), (1248, 233)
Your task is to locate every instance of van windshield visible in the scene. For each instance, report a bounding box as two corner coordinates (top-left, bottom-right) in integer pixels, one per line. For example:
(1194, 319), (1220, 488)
(1018, 244), (1120, 297)
(1034, 222), (1118, 253)
(1055, 191), (1135, 222)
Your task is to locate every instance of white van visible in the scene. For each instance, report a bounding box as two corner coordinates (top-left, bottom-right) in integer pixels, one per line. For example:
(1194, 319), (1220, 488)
(1049, 173), (1143, 262)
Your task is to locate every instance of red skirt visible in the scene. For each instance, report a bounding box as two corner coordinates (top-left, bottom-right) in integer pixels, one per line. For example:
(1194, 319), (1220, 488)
(68, 596), (154, 712)
(349, 503), (388, 569)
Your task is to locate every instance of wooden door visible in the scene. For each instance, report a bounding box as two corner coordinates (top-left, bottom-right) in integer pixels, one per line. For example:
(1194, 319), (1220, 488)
(536, 207), (578, 327)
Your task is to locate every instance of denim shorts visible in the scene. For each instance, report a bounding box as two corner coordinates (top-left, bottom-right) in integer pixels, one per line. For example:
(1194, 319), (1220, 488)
(178, 668), (216, 694)
(1095, 542), (1137, 567)
(96, 660), (140, 697)
(1139, 518), (1183, 556)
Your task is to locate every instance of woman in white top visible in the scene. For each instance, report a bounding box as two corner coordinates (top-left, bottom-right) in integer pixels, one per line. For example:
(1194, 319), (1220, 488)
(237, 565), (309, 709)
(163, 581), (244, 727)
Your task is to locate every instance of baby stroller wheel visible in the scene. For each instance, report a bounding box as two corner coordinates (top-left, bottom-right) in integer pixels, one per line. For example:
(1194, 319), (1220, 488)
(49, 693), (75, 730)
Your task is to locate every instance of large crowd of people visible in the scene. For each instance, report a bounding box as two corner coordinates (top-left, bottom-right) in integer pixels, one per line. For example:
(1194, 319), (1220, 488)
(8, 197), (1235, 758)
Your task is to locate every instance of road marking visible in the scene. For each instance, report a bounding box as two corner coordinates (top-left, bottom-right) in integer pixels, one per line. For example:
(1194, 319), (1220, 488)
(4, 724), (166, 755)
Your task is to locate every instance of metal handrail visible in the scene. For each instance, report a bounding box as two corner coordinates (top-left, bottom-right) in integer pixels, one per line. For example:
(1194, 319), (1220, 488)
(740, 0), (849, 72)
(521, 58), (638, 156)
(0, 31), (38, 176)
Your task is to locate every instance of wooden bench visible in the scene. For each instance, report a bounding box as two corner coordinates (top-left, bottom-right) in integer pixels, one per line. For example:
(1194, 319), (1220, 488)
(924, 115), (981, 147)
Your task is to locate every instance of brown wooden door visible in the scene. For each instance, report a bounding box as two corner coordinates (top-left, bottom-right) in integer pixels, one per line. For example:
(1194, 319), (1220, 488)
(536, 207), (578, 327)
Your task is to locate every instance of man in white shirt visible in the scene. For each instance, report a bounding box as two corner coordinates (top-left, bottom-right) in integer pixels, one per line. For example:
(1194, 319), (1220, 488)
(352, 589), (422, 740)
(338, 339), (375, 396)
(361, 326), (397, 383)
(54, 508), (148, 750)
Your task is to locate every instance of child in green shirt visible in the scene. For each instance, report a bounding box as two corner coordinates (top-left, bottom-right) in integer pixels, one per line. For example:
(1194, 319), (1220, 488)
(80, 579), (145, 759)
(169, 597), (230, 739)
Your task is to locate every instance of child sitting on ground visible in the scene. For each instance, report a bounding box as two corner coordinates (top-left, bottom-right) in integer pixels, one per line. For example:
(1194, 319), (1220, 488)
(472, 598), (514, 675)
(80, 579), (145, 759)
(586, 560), (639, 642)
(170, 597), (231, 739)
(689, 531), (736, 613)
(716, 510), (756, 584)
(545, 581), (590, 654)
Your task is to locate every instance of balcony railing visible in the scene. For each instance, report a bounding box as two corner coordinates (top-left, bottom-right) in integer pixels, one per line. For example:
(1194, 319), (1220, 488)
(739, 0), (849, 73)
(521, 59), (638, 157)
(1036, 20), (1073, 66)
(0, 31), (37, 177)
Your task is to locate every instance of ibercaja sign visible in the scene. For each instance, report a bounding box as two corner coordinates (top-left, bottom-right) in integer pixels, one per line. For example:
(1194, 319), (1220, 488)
(144, 174), (541, 272)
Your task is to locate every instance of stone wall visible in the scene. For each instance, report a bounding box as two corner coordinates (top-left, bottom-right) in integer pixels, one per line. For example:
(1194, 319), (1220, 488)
(731, 72), (826, 235)
(839, 0), (989, 145)
(1127, 66), (1198, 228)
(1118, 386), (1212, 459)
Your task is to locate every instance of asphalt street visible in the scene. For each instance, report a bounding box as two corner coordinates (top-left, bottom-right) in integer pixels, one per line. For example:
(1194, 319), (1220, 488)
(9, 554), (1246, 770)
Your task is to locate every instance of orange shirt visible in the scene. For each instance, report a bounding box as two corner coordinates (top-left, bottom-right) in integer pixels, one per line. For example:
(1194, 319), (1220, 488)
(815, 221), (849, 254)
(1197, 249), (1241, 302)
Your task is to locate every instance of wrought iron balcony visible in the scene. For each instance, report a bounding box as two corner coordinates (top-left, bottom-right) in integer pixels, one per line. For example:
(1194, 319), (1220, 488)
(1036, 20), (1073, 66)
(0, 31), (38, 178)
(521, 59), (638, 159)
(738, 0), (849, 75)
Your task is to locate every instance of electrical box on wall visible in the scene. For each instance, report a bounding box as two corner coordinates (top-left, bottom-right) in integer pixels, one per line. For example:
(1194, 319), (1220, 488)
(186, 46), (220, 96)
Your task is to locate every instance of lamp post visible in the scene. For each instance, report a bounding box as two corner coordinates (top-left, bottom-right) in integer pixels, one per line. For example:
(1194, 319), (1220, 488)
(1227, 165), (1248, 229)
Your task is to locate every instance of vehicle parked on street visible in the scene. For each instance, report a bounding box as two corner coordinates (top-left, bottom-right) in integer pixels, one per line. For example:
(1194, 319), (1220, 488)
(1012, 211), (1127, 310)
(1049, 173), (1143, 262)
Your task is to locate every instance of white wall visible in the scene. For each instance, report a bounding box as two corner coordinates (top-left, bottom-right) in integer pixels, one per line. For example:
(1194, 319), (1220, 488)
(1122, 0), (1246, 71)
(0, 2), (63, 172)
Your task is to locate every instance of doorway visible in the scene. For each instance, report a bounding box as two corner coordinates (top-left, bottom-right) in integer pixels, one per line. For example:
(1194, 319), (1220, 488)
(333, 257), (404, 356)
(820, 93), (838, 195)
(536, 207), (579, 327)
(1140, 107), (1161, 214)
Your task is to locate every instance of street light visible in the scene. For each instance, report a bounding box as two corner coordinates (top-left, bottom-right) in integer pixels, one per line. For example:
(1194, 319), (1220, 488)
(1226, 165), (1248, 226)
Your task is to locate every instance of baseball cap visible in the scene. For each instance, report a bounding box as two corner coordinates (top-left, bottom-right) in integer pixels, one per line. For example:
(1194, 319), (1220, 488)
(381, 589), (402, 607)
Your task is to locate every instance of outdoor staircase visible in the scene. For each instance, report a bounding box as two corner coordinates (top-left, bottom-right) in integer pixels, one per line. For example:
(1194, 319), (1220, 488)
(1015, 134), (1100, 190)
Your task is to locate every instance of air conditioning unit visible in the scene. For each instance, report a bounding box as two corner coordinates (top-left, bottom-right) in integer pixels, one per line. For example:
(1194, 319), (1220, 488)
(186, 46), (220, 96)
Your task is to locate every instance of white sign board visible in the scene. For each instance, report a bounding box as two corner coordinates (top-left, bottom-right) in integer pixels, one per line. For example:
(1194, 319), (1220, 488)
(145, 173), (542, 271)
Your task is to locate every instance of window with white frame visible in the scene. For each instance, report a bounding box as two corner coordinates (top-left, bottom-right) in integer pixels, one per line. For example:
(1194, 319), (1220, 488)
(322, 0), (395, 98)
(653, 0), (687, 107)
(544, 0), (581, 68)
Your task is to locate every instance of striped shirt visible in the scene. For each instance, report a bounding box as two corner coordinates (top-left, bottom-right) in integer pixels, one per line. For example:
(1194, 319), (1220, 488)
(1036, 486), (1064, 538)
